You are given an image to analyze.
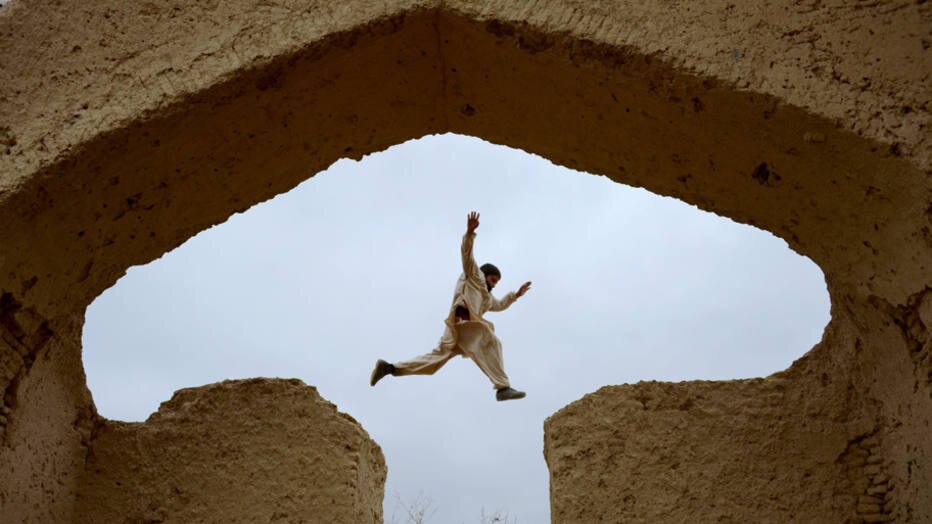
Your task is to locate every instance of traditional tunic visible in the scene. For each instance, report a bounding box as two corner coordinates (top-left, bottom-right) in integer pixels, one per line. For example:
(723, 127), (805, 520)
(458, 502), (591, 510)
(393, 232), (518, 389)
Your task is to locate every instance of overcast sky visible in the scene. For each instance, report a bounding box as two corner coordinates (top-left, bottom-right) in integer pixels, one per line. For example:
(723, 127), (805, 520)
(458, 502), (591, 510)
(82, 133), (831, 523)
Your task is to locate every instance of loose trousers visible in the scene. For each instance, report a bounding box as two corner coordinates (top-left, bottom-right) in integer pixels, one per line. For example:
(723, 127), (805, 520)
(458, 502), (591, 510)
(393, 320), (510, 390)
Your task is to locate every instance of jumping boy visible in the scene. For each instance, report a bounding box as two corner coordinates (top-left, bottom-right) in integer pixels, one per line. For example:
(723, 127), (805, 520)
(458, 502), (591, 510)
(369, 211), (532, 401)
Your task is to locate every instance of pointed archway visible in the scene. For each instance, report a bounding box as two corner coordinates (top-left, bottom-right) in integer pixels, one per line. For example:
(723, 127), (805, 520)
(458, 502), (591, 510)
(0, 2), (928, 522)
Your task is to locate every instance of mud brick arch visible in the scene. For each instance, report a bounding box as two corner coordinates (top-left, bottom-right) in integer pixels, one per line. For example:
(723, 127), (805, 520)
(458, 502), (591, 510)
(0, 1), (928, 522)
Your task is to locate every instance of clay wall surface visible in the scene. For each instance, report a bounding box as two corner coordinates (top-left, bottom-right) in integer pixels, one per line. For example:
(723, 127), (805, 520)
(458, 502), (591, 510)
(546, 300), (932, 522)
(0, 0), (928, 522)
(0, 310), (92, 522)
(75, 379), (386, 524)
(546, 377), (849, 522)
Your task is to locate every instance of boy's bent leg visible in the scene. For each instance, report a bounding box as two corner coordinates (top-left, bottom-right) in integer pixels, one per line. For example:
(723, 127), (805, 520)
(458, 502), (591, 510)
(456, 323), (511, 390)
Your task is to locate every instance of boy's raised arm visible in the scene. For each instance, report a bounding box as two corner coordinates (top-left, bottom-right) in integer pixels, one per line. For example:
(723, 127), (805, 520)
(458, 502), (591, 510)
(461, 211), (481, 278)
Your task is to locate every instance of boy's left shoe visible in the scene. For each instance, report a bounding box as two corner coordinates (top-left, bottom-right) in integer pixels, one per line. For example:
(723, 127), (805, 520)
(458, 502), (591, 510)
(496, 387), (526, 401)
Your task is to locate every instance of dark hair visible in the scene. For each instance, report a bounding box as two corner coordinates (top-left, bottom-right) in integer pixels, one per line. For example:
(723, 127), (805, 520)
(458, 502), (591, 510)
(480, 263), (501, 277)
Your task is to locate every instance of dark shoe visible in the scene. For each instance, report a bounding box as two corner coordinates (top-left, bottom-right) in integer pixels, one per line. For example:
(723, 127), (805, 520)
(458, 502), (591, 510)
(496, 387), (526, 401)
(370, 359), (394, 386)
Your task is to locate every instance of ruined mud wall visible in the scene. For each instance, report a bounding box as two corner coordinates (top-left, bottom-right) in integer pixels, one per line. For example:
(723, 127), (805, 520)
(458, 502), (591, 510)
(75, 379), (386, 524)
(0, 308), (91, 522)
(0, 0), (928, 522)
(546, 377), (850, 522)
(546, 294), (932, 522)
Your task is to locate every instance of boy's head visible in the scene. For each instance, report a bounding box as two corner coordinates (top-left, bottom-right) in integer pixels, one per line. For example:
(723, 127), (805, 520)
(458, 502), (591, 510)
(480, 263), (501, 291)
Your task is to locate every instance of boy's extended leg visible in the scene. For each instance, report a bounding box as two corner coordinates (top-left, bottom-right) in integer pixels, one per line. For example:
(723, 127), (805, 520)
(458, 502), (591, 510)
(370, 343), (457, 386)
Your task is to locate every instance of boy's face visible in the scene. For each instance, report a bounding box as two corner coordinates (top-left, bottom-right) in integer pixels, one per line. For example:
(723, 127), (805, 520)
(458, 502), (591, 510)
(485, 274), (501, 291)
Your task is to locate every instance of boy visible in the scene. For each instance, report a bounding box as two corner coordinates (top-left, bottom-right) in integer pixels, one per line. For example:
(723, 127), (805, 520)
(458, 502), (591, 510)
(369, 212), (532, 401)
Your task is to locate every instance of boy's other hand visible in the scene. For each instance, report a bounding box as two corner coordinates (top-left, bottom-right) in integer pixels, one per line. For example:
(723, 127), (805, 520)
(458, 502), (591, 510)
(516, 281), (532, 297)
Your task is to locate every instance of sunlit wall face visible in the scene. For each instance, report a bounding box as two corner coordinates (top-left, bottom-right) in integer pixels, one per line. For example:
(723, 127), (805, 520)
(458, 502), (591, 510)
(82, 134), (830, 523)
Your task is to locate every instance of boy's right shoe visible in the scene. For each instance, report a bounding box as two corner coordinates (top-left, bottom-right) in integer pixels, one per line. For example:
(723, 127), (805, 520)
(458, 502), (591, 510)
(370, 359), (395, 386)
(496, 387), (526, 401)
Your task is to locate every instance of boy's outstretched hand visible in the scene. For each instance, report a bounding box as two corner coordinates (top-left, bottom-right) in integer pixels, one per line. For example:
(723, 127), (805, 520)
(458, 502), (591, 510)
(467, 211), (480, 234)
(516, 281), (533, 298)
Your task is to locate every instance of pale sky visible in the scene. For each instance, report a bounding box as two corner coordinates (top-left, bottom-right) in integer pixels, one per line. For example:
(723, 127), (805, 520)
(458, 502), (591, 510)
(82, 133), (831, 523)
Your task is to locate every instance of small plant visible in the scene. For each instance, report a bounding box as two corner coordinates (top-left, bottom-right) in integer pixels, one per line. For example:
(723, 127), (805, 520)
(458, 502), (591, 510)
(387, 492), (517, 524)
(479, 508), (517, 524)
(387, 491), (437, 524)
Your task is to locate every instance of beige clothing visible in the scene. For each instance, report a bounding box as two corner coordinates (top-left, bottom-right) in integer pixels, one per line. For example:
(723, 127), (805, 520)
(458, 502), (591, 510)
(393, 232), (518, 389)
